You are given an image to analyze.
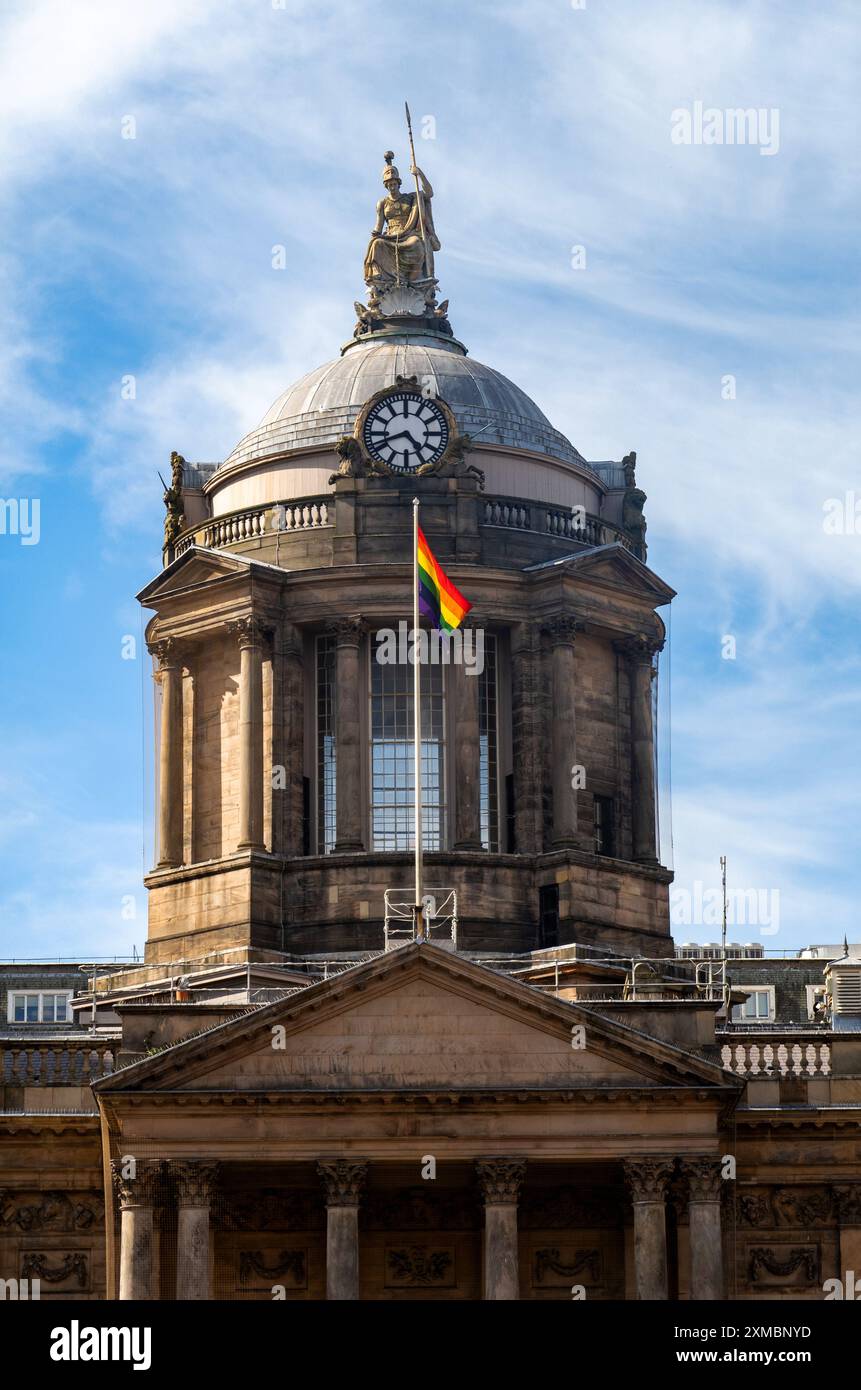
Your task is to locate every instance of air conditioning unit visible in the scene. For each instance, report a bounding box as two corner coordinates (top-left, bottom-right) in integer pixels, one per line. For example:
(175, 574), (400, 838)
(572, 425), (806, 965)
(825, 956), (861, 1031)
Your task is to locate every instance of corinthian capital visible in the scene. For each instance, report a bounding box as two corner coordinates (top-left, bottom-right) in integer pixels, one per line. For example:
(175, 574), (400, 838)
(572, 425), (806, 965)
(226, 615), (269, 648)
(475, 1157), (527, 1205)
(327, 614), (365, 645)
(623, 1157), (674, 1203)
(681, 1158), (723, 1203)
(614, 633), (664, 664)
(169, 1159), (220, 1207)
(317, 1158), (369, 1206)
(542, 615), (583, 647)
(111, 1158), (164, 1208)
(149, 635), (188, 668)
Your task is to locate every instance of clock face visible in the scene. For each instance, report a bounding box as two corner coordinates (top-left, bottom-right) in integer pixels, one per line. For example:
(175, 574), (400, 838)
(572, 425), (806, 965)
(361, 391), (449, 473)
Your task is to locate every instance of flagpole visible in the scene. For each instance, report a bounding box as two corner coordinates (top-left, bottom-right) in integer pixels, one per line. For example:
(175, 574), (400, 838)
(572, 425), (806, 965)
(412, 496), (424, 942)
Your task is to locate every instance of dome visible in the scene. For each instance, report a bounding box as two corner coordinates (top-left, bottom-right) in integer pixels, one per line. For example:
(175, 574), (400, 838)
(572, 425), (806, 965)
(220, 333), (585, 473)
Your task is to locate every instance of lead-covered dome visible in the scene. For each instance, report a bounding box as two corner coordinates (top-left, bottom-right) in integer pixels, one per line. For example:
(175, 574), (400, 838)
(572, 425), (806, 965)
(221, 332), (584, 473)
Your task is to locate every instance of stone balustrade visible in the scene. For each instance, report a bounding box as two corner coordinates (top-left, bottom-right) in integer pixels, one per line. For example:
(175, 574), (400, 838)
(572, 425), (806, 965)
(1, 1043), (116, 1085)
(482, 494), (633, 550)
(719, 1038), (831, 1077)
(174, 496), (332, 557)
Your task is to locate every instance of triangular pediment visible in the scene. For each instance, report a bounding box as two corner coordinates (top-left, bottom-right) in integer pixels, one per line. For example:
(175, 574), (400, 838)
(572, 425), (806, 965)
(95, 945), (729, 1096)
(137, 547), (286, 605)
(526, 544), (676, 604)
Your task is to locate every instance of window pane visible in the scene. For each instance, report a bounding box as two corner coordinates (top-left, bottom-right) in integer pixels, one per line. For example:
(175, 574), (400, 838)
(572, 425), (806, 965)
(26, 996), (39, 1022)
(316, 635), (337, 854)
(479, 635), (499, 851)
(370, 635), (446, 850)
(13, 995), (25, 1023)
(756, 991), (769, 1018)
(42, 995), (57, 1022)
(55, 996), (68, 1022)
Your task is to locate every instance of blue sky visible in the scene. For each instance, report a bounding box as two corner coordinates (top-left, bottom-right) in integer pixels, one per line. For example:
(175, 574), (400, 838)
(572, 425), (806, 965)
(0, 0), (858, 959)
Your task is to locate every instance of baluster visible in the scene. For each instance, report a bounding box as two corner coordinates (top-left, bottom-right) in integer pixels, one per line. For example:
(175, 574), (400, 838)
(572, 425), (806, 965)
(763, 1044), (774, 1074)
(790, 1044), (802, 1076)
(805, 1044), (816, 1076)
(777, 1044), (789, 1076)
(749, 1044), (761, 1075)
(734, 1044), (746, 1076)
(720, 1045), (731, 1071)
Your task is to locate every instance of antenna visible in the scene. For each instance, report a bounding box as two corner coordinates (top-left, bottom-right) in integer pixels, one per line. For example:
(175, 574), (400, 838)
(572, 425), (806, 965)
(720, 855), (727, 960)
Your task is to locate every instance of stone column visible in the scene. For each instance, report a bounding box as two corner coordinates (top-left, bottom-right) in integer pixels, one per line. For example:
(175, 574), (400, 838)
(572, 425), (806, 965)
(453, 622), (482, 850)
(171, 1160), (219, 1301)
(618, 637), (661, 864)
(476, 1157), (526, 1300)
(112, 1159), (162, 1301)
(510, 623), (543, 854)
(331, 617), (364, 853)
(624, 1157), (673, 1300)
(230, 618), (265, 851)
(545, 617), (587, 850)
(682, 1158), (724, 1300)
(153, 640), (184, 868)
(317, 1158), (368, 1300)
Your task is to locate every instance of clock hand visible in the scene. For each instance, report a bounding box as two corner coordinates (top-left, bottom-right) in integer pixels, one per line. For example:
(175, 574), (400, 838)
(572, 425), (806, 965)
(384, 429), (424, 446)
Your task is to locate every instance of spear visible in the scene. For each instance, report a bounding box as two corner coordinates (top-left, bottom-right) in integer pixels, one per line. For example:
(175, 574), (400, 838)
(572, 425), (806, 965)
(405, 101), (431, 281)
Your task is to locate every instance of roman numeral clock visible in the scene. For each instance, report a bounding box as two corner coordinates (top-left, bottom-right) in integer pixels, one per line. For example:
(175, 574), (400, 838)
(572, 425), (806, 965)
(356, 382), (457, 475)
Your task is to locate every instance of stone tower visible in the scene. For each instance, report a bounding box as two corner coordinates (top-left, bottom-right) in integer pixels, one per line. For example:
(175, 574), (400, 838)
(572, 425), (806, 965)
(139, 149), (674, 968)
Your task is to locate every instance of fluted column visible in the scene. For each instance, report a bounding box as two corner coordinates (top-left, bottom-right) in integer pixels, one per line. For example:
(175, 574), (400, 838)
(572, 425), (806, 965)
(624, 1157), (673, 1300)
(171, 1160), (219, 1301)
(112, 1159), (162, 1301)
(545, 617), (588, 850)
(230, 618), (265, 851)
(682, 1158), (724, 1299)
(476, 1157), (526, 1300)
(618, 636), (661, 864)
(332, 617), (364, 853)
(154, 640), (184, 868)
(453, 621), (482, 849)
(318, 1158), (368, 1300)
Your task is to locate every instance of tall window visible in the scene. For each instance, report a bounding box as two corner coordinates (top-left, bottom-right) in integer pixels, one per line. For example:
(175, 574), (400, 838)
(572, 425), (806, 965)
(593, 794), (615, 857)
(370, 637), (446, 850)
(479, 634), (499, 851)
(316, 635), (337, 854)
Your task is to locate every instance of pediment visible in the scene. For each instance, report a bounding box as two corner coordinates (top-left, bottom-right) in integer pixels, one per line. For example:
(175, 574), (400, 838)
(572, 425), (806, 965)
(527, 544), (675, 604)
(137, 547), (285, 604)
(95, 945), (729, 1096)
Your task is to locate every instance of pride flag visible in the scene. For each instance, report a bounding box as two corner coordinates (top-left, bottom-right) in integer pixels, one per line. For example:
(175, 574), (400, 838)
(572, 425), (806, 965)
(417, 526), (471, 632)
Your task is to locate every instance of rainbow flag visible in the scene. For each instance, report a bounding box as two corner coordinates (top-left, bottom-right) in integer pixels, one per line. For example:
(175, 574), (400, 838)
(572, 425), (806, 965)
(417, 526), (471, 632)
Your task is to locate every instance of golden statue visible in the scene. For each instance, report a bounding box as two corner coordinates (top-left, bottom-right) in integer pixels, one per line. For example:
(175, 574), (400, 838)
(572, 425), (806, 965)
(364, 150), (440, 289)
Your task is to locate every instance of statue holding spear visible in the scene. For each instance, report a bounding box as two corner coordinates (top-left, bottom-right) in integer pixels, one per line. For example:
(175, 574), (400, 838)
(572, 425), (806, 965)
(363, 103), (440, 293)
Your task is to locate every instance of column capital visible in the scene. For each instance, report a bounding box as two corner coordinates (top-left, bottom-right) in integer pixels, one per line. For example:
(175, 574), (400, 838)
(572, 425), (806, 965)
(317, 1158), (369, 1206)
(169, 1159), (220, 1207)
(327, 614), (365, 645)
(680, 1157), (723, 1203)
(227, 615), (270, 649)
(832, 1183), (861, 1227)
(623, 1157), (675, 1203)
(149, 635), (189, 669)
(613, 633), (664, 664)
(542, 615), (584, 647)
(111, 1158), (163, 1209)
(476, 1157), (527, 1205)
